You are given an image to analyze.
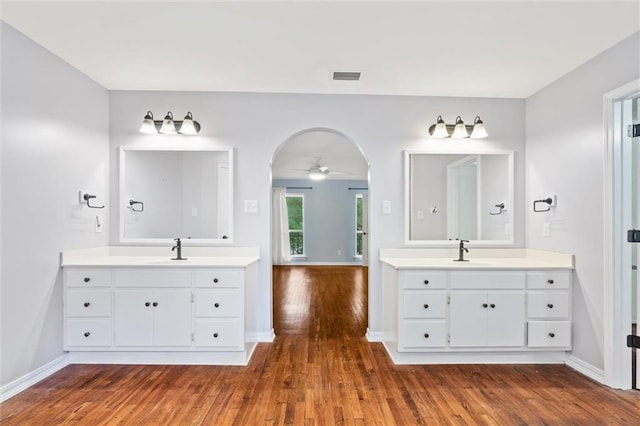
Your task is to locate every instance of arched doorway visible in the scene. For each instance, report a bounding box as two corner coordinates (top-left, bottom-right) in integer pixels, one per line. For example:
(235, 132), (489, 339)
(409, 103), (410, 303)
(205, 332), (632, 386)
(270, 128), (370, 337)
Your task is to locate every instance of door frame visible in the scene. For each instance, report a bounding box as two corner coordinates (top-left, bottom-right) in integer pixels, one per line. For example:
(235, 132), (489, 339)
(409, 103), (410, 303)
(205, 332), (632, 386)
(603, 79), (640, 389)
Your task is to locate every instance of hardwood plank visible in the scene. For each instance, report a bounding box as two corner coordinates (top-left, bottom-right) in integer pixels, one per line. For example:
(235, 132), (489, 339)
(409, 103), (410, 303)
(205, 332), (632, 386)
(1, 265), (639, 424)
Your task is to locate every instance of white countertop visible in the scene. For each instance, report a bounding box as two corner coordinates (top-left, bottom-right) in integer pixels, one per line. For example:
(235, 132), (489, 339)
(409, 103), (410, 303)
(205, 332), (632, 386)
(380, 248), (574, 270)
(61, 246), (260, 268)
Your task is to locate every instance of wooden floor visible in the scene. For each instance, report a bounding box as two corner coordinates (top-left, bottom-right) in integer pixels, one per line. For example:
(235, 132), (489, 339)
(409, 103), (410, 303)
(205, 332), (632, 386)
(2, 265), (639, 424)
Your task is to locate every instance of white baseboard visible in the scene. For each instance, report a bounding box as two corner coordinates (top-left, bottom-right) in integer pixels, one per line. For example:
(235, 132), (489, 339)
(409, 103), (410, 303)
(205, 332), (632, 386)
(256, 329), (276, 342)
(0, 354), (70, 403)
(366, 328), (384, 342)
(565, 355), (606, 385)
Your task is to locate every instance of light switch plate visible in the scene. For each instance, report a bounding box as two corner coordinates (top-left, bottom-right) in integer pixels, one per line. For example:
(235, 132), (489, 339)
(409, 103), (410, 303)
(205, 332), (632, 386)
(244, 200), (258, 214)
(382, 200), (391, 214)
(543, 222), (550, 237)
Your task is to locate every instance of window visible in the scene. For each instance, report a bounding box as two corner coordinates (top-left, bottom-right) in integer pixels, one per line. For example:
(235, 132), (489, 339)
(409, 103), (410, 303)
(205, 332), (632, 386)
(286, 194), (304, 256)
(355, 194), (363, 257)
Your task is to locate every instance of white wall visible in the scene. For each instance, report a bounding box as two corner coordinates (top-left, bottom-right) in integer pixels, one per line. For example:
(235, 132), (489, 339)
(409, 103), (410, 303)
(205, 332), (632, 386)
(525, 32), (640, 370)
(109, 91), (525, 337)
(0, 22), (109, 386)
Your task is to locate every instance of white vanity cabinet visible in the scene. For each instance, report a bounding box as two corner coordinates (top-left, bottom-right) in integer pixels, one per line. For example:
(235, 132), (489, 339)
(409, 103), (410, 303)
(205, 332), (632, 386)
(380, 249), (574, 364)
(61, 247), (260, 365)
(449, 272), (525, 348)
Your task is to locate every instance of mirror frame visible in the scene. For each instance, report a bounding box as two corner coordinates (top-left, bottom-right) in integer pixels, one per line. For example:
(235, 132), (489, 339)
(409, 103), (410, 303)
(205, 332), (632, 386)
(119, 145), (234, 245)
(404, 149), (514, 247)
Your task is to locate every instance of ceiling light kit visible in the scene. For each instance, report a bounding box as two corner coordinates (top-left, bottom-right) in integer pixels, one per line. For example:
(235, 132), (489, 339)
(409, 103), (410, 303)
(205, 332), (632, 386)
(139, 111), (201, 135)
(428, 115), (488, 139)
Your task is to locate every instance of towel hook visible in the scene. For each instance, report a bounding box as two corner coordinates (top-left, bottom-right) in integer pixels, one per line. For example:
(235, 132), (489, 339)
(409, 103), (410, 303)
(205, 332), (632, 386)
(83, 193), (104, 209)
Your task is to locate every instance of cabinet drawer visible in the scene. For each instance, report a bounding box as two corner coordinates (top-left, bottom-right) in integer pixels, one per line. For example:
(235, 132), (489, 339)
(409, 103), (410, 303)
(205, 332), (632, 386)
(114, 269), (191, 287)
(194, 269), (243, 288)
(527, 271), (571, 289)
(65, 269), (111, 287)
(194, 289), (242, 318)
(401, 271), (446, 289)
(402, 291), (447, 318)
(526, 292), (569, 319)
(527, 321), (571, 348)
(66, 289), (111, 317)
(450, 272), (525, 290)
(400, 321), (447, 349)
(194, 319), (243, 349)
(66, 319), (112, 347)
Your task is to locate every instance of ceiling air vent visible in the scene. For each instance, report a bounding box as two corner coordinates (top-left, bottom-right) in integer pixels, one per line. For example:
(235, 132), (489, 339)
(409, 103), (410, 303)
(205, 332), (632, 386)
(332, 71), (361, 81)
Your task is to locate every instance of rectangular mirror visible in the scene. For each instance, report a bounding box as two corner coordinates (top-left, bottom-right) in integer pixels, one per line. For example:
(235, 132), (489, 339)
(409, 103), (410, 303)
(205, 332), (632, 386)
(404, 149), (514, 246)
(119, 146), (233, 244)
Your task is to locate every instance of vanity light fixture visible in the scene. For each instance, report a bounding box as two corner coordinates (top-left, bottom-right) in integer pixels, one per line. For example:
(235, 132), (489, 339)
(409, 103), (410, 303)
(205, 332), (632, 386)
(428, 115), (488, 139)
(139, 110), (201, 135)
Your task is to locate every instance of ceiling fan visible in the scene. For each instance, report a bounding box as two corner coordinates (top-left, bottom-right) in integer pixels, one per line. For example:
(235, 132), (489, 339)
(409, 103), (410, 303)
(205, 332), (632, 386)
(291, 159), (349, 181)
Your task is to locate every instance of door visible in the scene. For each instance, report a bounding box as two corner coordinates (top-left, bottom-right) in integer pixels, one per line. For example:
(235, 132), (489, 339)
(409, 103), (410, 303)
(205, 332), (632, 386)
(153, 289), (192, 346)
(487, 292), (525, 347)
(631, 96), (639, 389)
(449, 291), (487, 347)
(115, 289), (154, 346)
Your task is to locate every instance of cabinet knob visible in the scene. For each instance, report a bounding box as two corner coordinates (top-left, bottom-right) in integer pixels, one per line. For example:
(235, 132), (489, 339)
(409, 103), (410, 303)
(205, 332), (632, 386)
(548, 332), (555, 338)
(83, 277), (90, 283)
(83, 302), (90, 307)
(482, 303), (488, 308)
(84, 332), (91, 337)
(547, 303), (554, 309)
(145, 302), (150, 307)
(490, 304), (496, 309)
(424, 333), (429, 338)
(423, 280), (429, 285)
(213, 333), (219, 338)
(213, 278), (219, 284)
(214, 303), (220, 308)
(423, 304), (429, 309)
(152, 302), (158, 307)
(547, 279), (555, 285)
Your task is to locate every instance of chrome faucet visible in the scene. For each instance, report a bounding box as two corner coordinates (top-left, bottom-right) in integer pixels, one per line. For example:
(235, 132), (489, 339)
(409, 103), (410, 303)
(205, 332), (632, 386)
(171, 237), (187, 260)
(454, 239), (469, 262)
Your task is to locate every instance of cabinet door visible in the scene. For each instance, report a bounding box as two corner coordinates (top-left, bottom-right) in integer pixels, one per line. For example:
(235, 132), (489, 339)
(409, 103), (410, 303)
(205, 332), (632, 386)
(153, 289), (192, 347)
(449, 291), (487, 347)
(115, 289), (154, 346)
(487, 292), (525, 347)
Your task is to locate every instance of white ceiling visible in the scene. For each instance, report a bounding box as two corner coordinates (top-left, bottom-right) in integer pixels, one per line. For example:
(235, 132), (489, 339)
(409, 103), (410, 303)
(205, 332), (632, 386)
(2, 1), (639, 99)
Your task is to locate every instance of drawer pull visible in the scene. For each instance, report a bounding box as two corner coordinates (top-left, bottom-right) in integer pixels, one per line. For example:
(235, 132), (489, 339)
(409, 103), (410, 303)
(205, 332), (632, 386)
(423, 304), (429, 309)
(423, 280), (429, 285)
(548, 332), (555, 338)
(213, 278), (219, 284)
(83, 277), (91, 283)
(213, 333), (219, 338)
(214, 303), (220, 308)
(547, 304), (554, 309)
(490, 304), (496, 309)
(424, 333), (430, 338)
(152, 302), (158, 307)
(547, 279), (555, 285)
(482, 303), (488, 308)
(84, 332), (91, 337)
(145, 302), (151, 307)
(83, 302), (90, 308)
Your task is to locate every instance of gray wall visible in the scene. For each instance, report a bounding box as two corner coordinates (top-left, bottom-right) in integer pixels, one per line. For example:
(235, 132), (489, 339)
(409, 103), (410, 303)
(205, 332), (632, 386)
(525, 32), (640, 370)
(273, 179), (367, 264)
(1, 22), (109, 386)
